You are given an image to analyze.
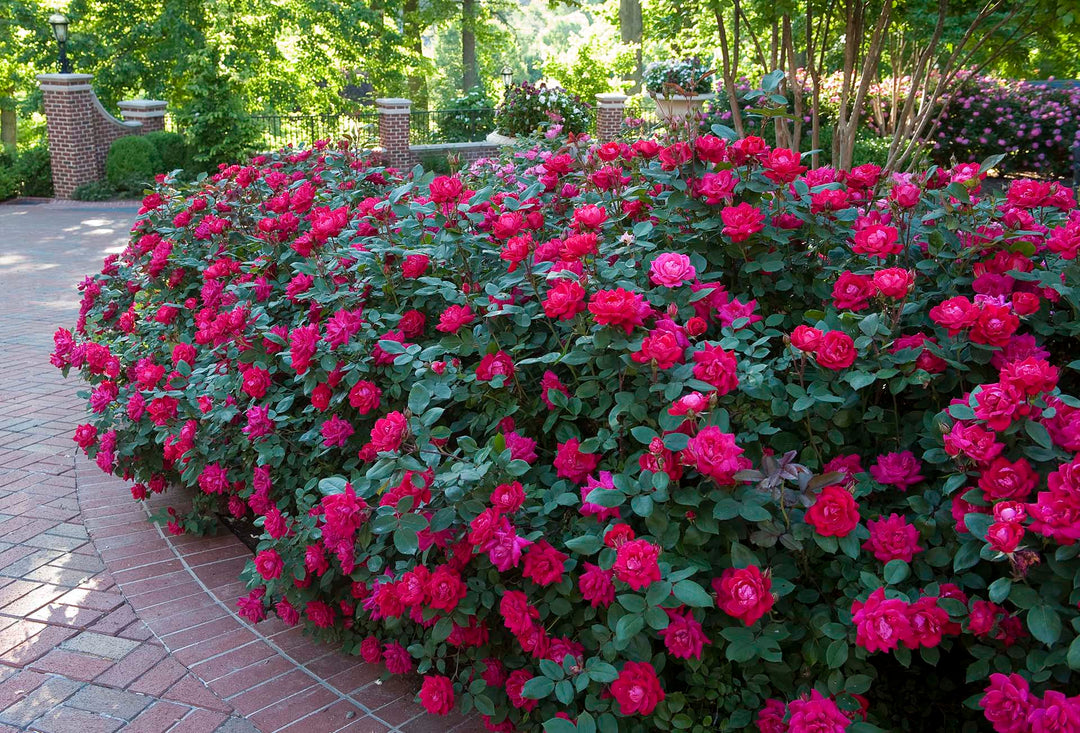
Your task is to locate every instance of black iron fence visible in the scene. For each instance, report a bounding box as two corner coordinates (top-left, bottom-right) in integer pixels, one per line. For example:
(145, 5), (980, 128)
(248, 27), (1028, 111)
(411, 108), (496, 145)
(248, 111), (380, 149)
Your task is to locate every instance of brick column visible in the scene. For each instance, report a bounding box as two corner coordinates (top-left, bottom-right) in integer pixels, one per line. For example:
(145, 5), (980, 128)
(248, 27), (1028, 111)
(118, 100), (168, 133)
(37, 73), (98, 198)
(376, 98), (414, 170)
(595, 93), (629, 142)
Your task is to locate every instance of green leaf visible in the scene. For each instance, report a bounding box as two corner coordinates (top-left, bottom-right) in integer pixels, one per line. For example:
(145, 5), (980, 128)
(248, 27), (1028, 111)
(408, 382), (430, 413)
(1025, 420), (1053, 450)
(615, 612), (645, 642)
(564, 535), (602, 555)
(543, 719), (576, 733)
(845, 371), (875, 390)
(393, 527), (418, 554)
(826, 639), (848, 668)
(672, 580), (713, 608)
(1028, 605), (1062, 646)
(1067, 636), (1080, 671)
(883, 560), (910, 585)
(631, 425), (659, 444)
(431, 616), (453, 643)
(521, 676), (555, 700)
(730, 542), (758, 568)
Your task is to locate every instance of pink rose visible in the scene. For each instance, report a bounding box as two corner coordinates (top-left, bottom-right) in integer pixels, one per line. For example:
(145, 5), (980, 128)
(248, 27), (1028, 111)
(649, 252), (696, 288)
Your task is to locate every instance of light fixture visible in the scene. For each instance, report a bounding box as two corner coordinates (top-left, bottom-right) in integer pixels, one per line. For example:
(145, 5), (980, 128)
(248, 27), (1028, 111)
(501, 66), (513, 89)
(48, 13), (72, 73)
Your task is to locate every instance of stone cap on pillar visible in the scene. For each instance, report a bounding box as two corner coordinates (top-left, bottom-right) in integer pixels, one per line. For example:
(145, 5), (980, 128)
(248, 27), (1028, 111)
(375, 98), (413, 114)
(595, 93), (629, 108)
(37, 73), (94, 92)
(118, 100), (168, 119)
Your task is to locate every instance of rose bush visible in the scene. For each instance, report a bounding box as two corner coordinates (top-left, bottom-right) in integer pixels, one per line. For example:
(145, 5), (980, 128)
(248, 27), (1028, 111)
(57, 128), (1080, 733)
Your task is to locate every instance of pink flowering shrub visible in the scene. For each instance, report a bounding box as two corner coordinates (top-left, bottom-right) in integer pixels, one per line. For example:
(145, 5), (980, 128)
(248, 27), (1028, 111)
(57, 130), (1080, 733)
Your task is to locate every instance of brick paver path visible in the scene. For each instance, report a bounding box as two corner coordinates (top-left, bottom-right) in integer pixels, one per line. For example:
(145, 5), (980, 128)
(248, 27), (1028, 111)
(0, 202), (476, 733)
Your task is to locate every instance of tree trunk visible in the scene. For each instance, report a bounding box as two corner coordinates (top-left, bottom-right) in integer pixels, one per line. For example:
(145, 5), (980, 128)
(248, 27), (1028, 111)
(0, 99), (14, 152)
(403, 0), (428, 109)
(620, 0), (643, 92)
(462, 0), (479, 93)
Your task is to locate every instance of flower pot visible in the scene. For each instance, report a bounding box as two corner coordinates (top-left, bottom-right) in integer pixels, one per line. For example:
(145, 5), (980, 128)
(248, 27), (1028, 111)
(650, 93), (715, 122)
(486, 131), (517, 146)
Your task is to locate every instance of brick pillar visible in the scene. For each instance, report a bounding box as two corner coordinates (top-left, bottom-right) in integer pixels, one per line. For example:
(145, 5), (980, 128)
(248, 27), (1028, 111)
(37, 73), (98, 198)
(376, 98), (414, 170)
(118, 100), (168, 133)
(595, 93), (629, 142)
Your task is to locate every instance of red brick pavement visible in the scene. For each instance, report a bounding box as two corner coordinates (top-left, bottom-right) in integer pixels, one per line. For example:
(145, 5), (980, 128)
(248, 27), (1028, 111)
(0, 202), (479, 733)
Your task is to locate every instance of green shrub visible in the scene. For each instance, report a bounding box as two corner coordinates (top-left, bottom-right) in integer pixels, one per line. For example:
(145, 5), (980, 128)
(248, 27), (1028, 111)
(0, 165), (18, 201)
(72, 180), (121, 201)
(144, 131), (189, 173)
(13, 146), (53, 198)
(105, 136), (162, 193)
(416, 151), (453, 175)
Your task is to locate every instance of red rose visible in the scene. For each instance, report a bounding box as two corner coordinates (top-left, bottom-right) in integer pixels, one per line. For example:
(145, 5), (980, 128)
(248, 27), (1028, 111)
(553, 438), (599, 484)
(873, 267), (914, 299)
(987, 521), (1025, 554)
(254, 549), (283, 580)
(610, 661), (664, 716)
(978, 456), (1038, 501)
(832, 271), (874, 311)
(632, 330), (686, 370)
(490, 481), (525, 514)
(721, 202), (766, 243)
(851, 587), (914, 652)
(419, 674), (454, 715)
(659, 607), (711, 659)
(522, 541), (567, 586)
(436, 304), (475, 334)
(612, 539), (661, 591)
(762, 147), (807, 183)
(543, 279), (586, 321)
(815, 330), (856, 370)
(476, 351), (515, 382)
(427, 566), (466, 612)
(241, 366), (272, 398)
(852, 224), (901, 257)
(429, 175), (463, 203)
(863, 513), (922, 562)
(369, 411), (407, 453)
(589, 287), (650, 334)
(691, 343), (739, 395)
(790, 325), (823, 352)
(402, 254), (430, 278)
(579, 563), (615, 608)
(805, 485), (860, 537)
(930, 295), (979, 334)
(970, 304), (1019, 347)
(348, 380), (382, 414)
(713, 565), (774, 626)
(685, 426), (744, 484)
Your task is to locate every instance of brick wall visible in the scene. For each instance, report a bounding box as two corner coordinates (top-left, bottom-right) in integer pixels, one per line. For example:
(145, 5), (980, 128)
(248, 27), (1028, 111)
(37, 73), (167, 199)
(595, 93), (628, 142)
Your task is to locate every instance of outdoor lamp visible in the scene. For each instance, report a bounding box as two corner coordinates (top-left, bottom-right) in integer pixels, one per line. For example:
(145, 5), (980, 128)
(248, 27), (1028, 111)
(501, 66), (513, 89)
(48, 13), (72, 74)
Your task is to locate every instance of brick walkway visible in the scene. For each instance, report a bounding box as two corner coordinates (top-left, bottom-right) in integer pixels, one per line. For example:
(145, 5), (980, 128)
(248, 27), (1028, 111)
(0, 202), (476, 733)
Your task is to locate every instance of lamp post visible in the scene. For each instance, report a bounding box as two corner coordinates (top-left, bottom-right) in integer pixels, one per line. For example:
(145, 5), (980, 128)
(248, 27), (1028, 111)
(501, 66), (513, 90)
(48, 13), (72, 74)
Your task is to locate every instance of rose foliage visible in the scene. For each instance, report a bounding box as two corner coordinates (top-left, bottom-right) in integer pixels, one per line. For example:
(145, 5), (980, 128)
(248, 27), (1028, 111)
(56, 131), (1080, 733)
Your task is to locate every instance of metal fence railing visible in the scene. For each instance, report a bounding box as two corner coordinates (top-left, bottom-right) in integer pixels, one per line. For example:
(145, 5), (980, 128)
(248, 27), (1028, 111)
(410, 108), (496, 146)
(163, 111), (380, 151)
(248, 112), (379, 150)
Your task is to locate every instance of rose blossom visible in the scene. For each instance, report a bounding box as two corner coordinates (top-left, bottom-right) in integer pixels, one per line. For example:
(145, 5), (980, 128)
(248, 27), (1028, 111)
(805, 485), (860, 537)
(649, 252), (696, 288)
(419, 675), (454, 715)
(610, 661), (664, 716)
(713, 565), (774, 625)
(612, 539), (661, 590)
(863, 513), (923, 562)
(659, 607), (711, 659)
